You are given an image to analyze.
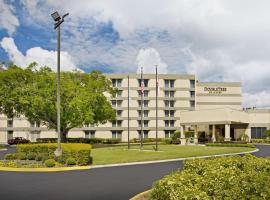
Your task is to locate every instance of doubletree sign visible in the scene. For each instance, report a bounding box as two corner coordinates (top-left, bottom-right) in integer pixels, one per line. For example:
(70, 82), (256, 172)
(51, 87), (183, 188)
(204, 87), (227, 94)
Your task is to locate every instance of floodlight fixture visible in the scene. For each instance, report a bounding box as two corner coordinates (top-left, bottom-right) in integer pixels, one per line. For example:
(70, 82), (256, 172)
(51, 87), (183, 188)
(51, 11), (61, 22)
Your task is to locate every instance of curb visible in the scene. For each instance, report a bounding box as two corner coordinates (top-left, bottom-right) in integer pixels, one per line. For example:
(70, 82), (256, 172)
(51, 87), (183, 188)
(130, 189), (152, 200)
(0, 166), (91, 172)
(0, 149), (7, 151)
(91, 148), (259, 169)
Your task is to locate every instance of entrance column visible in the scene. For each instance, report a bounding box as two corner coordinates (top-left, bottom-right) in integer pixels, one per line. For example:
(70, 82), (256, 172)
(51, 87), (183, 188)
(194, 125), (198, 144)
(212, 125), (216, 142)
(225, 124), (231, 141)
(180, 125), (186, 145)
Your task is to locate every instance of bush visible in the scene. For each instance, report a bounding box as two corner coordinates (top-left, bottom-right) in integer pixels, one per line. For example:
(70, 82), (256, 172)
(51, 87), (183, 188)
(17, 152), (27, 160)
(102, 138), (121, 144)
(44, 159), (56, 167)
(16, 143), (92, 165)
(251, 139), (270, 144)
(27, 152), (37, 160)
(4, 153), (17, 160)
(77, 150), (92, 166)
(172, 131), (181, 140)
(161, 138), (172, 144)
(206, 143), (255, 148)
(66, 157), (76, 166)
(35, 153), (44, 161)
(151, 155), (270, 200)
(240, 133), (249, 142)
(36, 137), (104, 144)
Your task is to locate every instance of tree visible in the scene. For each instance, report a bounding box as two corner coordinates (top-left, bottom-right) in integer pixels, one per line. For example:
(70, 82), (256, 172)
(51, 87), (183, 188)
(0, 64), (116, 141)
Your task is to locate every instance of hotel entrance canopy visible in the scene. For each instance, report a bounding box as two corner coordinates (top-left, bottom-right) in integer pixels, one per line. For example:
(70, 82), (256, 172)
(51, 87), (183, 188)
(180, 108), (250, 125)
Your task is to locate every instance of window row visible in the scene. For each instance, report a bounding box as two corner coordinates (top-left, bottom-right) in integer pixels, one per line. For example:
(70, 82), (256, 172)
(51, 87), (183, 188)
(115, 90), (195, 98)
(85, 130), (176, 139)
(111, 79), (196, 89)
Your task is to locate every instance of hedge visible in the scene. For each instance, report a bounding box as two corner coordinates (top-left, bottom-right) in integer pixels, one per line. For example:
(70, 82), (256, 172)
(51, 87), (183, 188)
(16, 143), (92, 166)
(36, 138), (120, 144)
(206, 143), (255, 148)
(251, 139), (270, 144)
(151, 155), (270, 200)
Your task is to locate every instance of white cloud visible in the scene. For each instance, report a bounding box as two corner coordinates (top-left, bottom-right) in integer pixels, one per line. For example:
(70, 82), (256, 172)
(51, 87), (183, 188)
(136, 48), (167, 74)
(243, 92), (270, 108)
(0, 37), (78, 71)
(0, 0), (19, 35)
(3, 0), (270, 107)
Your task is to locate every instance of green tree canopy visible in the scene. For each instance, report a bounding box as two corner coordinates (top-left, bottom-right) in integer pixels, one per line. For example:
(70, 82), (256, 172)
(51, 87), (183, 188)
(0, 63), (116, 140)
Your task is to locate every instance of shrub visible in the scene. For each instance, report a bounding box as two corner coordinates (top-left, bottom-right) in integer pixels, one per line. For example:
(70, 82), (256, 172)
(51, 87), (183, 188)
(151, 155), (270, 200)
(44, 159), (56, 167)
(16, 143), (92, 165)
(77, 150), (92, 166)
(102, 138), (121, 144)
(36, 137), (104, 144)
(66, 157), (76, 166)
(27, 152), (37, 160)
(240, 133), (249, 142)
(206, 143), (255, 148)
(17, 152), (27, 160)
(35, 153), (44, 161)
(251, 139), (270, 144)
(4, 153), (17, 160)
(36, 138), (57, 143)
(172, 131), (181, 140)
(161, 138), (172, 144)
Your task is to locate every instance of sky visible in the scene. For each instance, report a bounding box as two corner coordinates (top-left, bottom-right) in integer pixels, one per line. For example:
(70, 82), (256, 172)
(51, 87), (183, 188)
(1, 0), (270, 108)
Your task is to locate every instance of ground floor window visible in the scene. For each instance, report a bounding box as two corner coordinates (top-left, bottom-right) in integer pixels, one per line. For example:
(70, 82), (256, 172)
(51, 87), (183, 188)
(112, 131), (122, 139)
(138, 130), (149, 139)
(165, 130), (175, 138)
(85, 131), (95, 138)
(251, 127), (267, 139)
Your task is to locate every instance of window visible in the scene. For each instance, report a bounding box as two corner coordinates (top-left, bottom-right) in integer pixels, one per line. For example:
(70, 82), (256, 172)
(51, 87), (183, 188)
(164, 100), (174, 108)
(251, 127), (267, 139)
(138, 130), (149, 139)
(138, 90), (149, 97)
(190, 80), (195, 88)
(116, 90), (122, 97)
(111, 100), (122, 108)
(111, 79), (122, 87)
(165, 120), (174, 127)
(190, 91), (195, 98)
(138, 100), (149, 107)
(112, 131), (122, 139)
(137, 79), (149, 87)
(117, 110), (122, 117)
(165, 91), (174, 98)
(7, 119), (13, 128)
(165, 130), (175, 138)
(190, 100), (195, 108)
(165, 110), (174, 117)
(85, 131), (95, 138)
(165, 80), (175, 88)
(138, 120), (149, 127)
(138, 110), (149, 117)
(30, 121), (40, 128)
(112, 120), (122, 127)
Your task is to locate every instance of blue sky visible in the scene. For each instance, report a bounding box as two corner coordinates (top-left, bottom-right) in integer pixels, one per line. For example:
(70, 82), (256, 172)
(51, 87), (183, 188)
(1, 0), (270, 107)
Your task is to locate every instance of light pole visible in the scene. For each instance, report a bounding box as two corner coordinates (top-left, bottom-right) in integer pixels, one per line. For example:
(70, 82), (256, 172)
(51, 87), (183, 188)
(51, 11), (69, 157)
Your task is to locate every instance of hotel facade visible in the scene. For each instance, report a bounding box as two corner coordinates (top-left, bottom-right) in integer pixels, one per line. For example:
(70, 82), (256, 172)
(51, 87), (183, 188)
(0, 73), (269, 144)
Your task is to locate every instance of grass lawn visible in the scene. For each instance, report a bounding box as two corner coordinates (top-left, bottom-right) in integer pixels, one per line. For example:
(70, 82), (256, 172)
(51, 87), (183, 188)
(91, 144), (255, 165)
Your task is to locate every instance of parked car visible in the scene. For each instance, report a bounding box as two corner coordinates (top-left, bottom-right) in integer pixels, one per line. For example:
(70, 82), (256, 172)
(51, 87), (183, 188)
(8, 137), (30, 145)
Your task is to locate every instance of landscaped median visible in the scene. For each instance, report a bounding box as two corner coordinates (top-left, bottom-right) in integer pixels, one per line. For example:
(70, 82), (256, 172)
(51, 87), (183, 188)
(0, 143), (257, 171)
(0, 143), (92, 172)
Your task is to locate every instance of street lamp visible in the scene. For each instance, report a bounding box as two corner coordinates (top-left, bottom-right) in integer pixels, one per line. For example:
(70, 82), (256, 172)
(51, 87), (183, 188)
(51, 11), (69, 157)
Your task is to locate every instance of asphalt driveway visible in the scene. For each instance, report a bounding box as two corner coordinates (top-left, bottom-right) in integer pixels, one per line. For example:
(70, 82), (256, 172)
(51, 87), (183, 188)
(0, 144), (268, 200)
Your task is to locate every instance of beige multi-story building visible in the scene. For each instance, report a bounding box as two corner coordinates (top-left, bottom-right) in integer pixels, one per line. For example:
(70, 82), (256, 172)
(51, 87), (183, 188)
(0, 73), (269, 144)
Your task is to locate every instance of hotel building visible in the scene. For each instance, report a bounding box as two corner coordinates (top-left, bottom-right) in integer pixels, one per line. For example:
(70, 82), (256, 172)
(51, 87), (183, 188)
(0, 73), (269, 144)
